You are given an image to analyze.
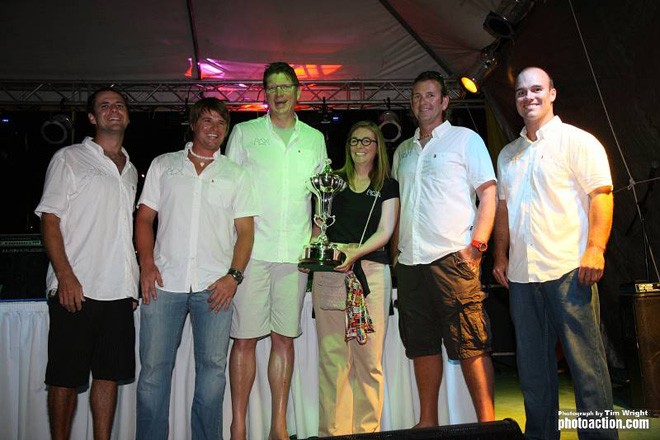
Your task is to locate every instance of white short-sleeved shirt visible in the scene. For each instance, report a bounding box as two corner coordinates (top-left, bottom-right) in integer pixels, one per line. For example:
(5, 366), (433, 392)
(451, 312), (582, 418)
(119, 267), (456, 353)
(392, 121), (496, 265)
(35, 137), (139, 300)
(497, 116), (613, 283)
(138, 143), (260, 292)
(225, 114), (327, 263)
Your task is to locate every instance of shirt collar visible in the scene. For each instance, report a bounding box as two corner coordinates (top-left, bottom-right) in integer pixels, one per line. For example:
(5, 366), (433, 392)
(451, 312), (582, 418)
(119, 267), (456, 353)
(83, 136), (131, 162)
(184, 142), (220, 160)
(414, 120), (451, 144)
(520, 115), (562, 142)
(265, 112), (300, 133)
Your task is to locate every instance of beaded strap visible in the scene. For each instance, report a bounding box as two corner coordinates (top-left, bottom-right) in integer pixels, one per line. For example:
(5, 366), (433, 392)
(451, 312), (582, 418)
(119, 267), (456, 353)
(344, 271), (374, 344)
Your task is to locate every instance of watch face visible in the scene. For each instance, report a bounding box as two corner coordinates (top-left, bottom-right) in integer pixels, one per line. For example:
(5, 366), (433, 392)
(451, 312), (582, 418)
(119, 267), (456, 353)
(228, 269), (243, 283)
(472, 240), (487, 252)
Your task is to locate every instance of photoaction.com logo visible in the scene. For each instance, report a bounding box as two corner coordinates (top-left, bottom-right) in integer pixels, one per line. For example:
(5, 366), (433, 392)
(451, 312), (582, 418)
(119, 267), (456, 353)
(557, 409), (651, 431)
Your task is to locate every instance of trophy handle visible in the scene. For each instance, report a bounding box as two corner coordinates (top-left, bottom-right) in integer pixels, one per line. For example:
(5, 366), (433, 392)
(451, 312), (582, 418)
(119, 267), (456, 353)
(313, 215), (325, 230)
(325, 215), (336, 228)
(314, 214), (335, 230)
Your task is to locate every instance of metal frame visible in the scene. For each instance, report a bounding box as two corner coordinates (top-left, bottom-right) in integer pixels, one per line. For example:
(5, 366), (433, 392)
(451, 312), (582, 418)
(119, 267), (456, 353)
(0, 79), (484, 112)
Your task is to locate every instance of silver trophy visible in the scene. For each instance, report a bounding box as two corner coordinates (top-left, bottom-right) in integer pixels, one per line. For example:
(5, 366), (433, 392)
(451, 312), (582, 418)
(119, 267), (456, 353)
(299, 159), (347, 271)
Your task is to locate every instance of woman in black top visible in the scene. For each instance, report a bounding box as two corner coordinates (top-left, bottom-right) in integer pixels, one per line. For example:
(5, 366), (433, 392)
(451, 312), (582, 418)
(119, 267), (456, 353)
(312, 121), (399, 436)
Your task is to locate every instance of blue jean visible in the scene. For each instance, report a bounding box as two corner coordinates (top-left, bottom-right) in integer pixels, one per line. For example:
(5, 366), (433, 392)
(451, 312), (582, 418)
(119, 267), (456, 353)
(136, 289), (232, 440)
(509, 269), (617, 440)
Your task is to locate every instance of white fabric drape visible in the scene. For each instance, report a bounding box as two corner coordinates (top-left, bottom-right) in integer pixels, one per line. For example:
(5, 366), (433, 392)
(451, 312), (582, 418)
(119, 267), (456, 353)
(0, 291), (476, 440)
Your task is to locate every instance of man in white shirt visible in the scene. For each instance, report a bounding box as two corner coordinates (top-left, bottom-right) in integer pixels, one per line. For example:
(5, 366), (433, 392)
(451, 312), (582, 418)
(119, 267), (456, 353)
(392, 71), (497, 426)
(135, 98), (258, 440)
(35, 87), (139, 440)
(493, 67), (616, 439)
(225, 62), (327, 440)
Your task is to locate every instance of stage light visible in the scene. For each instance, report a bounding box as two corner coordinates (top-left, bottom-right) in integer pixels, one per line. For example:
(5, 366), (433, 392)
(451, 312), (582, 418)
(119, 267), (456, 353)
(41, 114), (72, 145)
(378, 110), (401, 143)
(460, 44), (499, 94)
(320, 97), (333, 125)
(483, 0), (536, 39)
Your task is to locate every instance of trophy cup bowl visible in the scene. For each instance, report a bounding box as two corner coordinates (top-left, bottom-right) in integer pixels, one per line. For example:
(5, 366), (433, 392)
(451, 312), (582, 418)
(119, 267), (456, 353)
(299, 159), (348, 272)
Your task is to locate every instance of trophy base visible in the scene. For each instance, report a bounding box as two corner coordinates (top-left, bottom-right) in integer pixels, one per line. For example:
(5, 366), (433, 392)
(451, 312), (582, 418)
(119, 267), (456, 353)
(299, 244), (346, 272)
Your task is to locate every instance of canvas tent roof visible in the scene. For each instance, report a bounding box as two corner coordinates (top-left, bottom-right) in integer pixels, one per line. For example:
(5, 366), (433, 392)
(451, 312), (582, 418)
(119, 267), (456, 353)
(0, 0), (498, 81)
(0, 0), (505, 110)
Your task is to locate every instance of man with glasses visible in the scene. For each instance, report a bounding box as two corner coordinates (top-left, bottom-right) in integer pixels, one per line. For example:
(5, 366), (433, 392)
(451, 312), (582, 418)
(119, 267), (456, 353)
(392, 71), (497, 426)
(226, 61), (327, 440)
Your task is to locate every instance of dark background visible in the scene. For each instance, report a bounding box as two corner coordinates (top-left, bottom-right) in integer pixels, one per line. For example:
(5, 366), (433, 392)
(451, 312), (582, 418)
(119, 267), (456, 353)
(0, 106), (488, 234)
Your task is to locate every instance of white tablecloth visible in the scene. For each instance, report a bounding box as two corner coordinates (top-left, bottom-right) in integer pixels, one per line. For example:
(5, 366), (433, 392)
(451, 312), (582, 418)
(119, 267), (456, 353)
(0, 293), (476, 439)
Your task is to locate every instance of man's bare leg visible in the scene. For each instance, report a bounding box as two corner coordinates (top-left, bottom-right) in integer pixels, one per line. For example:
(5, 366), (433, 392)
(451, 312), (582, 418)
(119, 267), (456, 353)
(460, 354), (495, 422)
(230, 338), (258, 440)
(90, 379), (118, 440)
(413, 354), (443, 428)
(268, 331), (294, 440)
(48, 386), (78, 440)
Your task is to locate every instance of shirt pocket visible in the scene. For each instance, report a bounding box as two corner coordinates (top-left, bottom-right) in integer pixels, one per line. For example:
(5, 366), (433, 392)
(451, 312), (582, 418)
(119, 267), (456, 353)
(206, 179), (233, 208)
(534, 151), (572, 190)
(422, 151), (464, 184)
(295, 149), (321, 179)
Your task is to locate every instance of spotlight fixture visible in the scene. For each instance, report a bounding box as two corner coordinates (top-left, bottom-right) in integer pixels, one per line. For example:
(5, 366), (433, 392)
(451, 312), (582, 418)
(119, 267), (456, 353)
(321, 98), (339, 125)
(41, 114), (73, 145)
(483, 0), (536, 39)
(320, 97), (333, 125)
(460, 43), (499, 94)
(378, 110), (402, 143)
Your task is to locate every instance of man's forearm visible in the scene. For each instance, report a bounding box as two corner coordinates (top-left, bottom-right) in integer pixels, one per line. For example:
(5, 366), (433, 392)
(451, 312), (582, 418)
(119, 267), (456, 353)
(587, 189), (614, 251)
(41, 213), (75, 278)
(135, 210), (156, 267)
(230, 217), (254, 272)
(492, 201), (510, 259)
(472, 181), (497, 244)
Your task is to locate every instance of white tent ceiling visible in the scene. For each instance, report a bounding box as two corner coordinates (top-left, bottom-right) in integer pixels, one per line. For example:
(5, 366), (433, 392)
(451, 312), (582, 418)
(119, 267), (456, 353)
(0, 0), (501, 109)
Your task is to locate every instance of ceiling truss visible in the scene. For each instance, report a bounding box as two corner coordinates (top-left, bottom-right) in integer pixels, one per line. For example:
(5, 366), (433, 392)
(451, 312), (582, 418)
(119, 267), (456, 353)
(0, 79), (483, 112)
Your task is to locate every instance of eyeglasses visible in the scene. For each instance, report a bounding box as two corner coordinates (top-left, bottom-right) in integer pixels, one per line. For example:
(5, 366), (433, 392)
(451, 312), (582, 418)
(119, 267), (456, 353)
(265, 84), (297, 94)
(349, 137), (378, 147)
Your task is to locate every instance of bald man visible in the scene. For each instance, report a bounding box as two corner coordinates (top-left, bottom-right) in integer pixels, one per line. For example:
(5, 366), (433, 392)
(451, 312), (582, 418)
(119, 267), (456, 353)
(492, 67), (617, 440)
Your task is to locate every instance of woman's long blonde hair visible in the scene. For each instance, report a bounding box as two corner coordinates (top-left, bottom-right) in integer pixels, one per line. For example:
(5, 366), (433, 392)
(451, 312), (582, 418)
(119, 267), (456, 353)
(336, 120), (391, 191)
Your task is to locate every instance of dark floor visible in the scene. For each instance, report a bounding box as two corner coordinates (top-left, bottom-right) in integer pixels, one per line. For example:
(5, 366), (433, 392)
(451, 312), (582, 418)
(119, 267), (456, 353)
(492, 356), (659, 439)
(297, 357), (660, 439)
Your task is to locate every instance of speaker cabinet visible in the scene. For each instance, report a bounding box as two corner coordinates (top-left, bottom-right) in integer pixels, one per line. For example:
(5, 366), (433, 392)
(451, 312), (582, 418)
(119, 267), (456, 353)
(0, 234), (48, 300)
(620, 283), (660, 414)
(318, 419), (524, 439)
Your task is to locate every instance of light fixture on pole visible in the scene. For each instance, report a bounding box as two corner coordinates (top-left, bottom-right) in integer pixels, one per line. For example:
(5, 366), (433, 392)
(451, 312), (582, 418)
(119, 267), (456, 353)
(460, 43), (499, 94)
(378, 99), (401, 143)
(320, 97), (332, 124)
(483, 0), (536, 39)
(41, 114), (73, 145)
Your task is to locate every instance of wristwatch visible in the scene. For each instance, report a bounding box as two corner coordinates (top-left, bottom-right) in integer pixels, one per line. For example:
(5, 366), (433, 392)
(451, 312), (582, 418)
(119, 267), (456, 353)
(227, 268), (244, 285)
(471, 240), (488, 253)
